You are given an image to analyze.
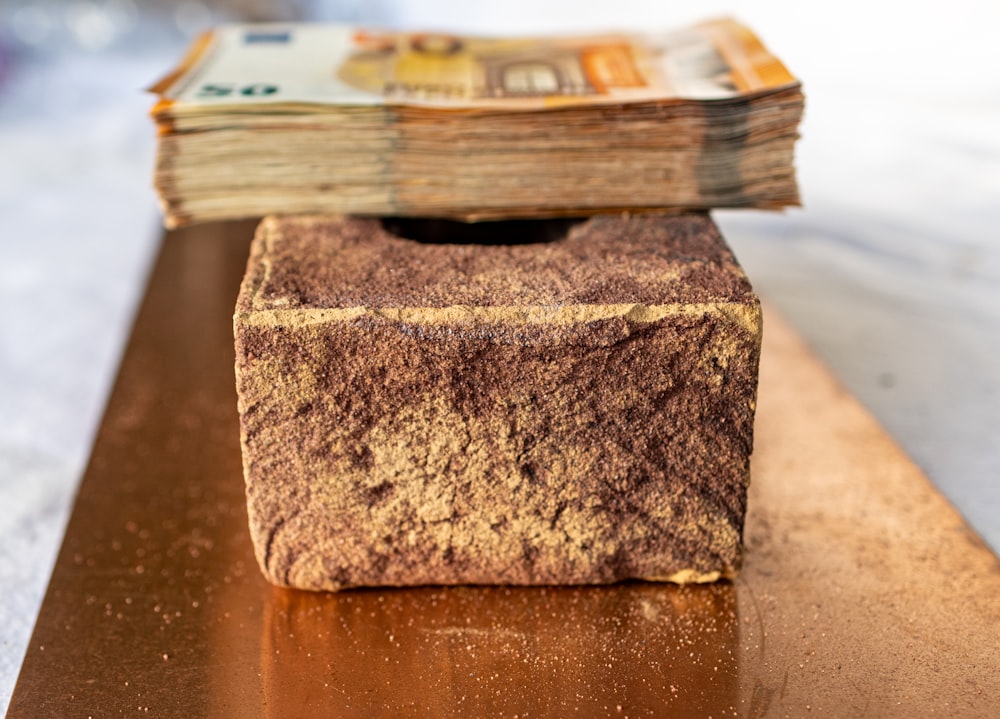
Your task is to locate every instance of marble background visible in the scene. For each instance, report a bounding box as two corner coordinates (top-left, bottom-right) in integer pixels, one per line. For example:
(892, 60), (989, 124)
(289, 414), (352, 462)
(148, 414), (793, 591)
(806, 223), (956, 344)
(1, 1), (998, 712)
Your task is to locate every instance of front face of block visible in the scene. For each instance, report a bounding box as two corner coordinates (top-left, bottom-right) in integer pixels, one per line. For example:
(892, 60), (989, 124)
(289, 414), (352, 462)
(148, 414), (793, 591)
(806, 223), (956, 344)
(235, 215), (761, 591)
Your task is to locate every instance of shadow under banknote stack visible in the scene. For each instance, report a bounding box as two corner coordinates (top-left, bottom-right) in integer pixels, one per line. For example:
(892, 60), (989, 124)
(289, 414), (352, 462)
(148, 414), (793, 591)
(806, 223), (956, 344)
(150, 17), (803, 591)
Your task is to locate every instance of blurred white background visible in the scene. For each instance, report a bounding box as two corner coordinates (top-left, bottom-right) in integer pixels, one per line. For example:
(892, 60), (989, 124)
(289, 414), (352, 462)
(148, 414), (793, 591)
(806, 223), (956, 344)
(1, 1), (998, 711)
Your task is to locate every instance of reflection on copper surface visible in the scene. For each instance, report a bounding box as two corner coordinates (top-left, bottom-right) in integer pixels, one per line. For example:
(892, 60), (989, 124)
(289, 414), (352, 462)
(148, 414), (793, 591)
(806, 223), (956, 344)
(262, 582), (738, 717)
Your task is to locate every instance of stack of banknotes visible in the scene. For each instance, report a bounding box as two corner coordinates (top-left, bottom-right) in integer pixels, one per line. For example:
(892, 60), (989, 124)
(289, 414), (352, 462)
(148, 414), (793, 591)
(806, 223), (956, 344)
(150, 18), (803, 227)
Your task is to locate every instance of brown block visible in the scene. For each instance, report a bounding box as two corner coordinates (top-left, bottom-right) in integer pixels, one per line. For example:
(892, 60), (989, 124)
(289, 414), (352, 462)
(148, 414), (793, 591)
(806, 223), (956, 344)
(234, 214), (761, 590)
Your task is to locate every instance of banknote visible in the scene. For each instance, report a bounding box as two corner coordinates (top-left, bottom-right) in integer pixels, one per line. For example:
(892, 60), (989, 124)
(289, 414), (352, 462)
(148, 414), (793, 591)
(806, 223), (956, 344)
(151, 18), (798, 112)
(150, 18), (803, 227)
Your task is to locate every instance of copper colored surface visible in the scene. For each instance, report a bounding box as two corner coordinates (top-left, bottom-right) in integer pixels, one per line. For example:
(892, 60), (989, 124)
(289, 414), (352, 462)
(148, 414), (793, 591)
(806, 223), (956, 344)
(8, 221), (1000, 717)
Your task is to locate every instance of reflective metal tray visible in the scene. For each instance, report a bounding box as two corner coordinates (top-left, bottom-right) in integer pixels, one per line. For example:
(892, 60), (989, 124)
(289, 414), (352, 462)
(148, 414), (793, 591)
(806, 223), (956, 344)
(8, 221), (999, 717)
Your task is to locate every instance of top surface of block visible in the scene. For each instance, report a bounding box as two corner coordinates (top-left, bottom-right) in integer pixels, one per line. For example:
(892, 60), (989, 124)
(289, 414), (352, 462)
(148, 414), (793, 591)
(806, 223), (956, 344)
(238, 214), (755, 314)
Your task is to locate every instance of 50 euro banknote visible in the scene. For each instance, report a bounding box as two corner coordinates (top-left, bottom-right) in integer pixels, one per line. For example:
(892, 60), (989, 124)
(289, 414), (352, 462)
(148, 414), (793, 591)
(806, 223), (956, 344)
(149, 18), (803, 226)
(151, 17), (799, 113)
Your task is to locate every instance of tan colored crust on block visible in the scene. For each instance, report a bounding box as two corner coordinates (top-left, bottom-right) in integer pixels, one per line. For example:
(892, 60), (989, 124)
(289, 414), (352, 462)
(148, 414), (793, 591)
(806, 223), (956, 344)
(234, 214), (761, 591)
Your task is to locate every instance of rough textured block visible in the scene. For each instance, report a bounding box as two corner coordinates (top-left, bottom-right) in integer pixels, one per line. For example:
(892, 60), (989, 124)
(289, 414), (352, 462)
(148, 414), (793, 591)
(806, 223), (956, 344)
(234, 213), (761, 591)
